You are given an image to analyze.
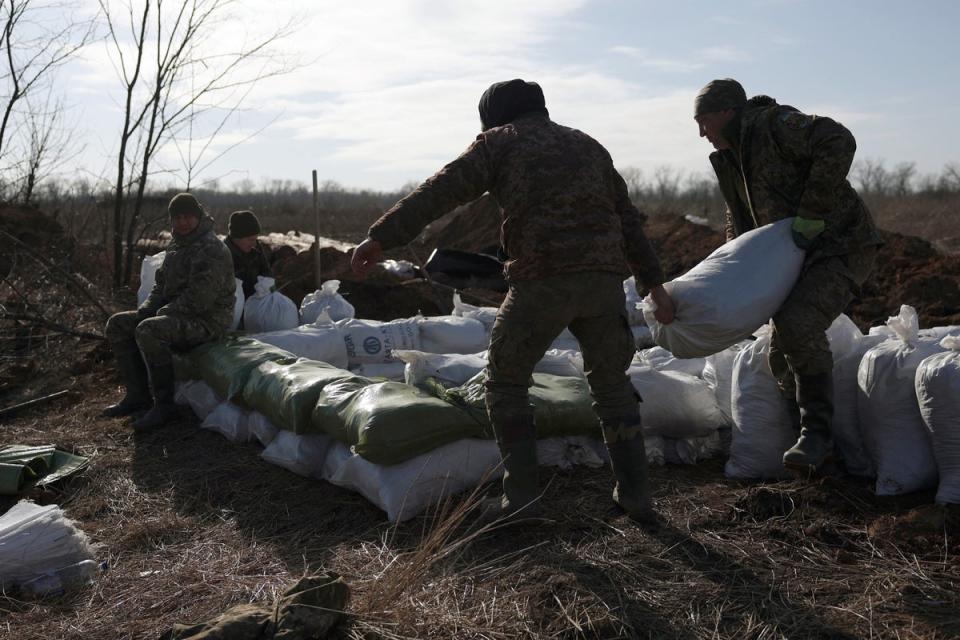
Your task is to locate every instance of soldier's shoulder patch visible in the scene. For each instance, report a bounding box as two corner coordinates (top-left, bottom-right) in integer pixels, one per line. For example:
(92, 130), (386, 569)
(779, 111), (811, 130)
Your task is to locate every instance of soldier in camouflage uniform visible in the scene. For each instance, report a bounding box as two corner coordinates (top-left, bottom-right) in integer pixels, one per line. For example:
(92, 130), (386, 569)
(102, 193), (237, 430)
(226, 209), (272, 299)
(352, 79), (675, 525)
(694, 78), (883, 473)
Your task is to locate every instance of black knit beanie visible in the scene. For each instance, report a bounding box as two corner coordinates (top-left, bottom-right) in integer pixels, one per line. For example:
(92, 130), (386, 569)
(168, 192), (203, 218)
(478, 79), (549, 131)
(228, 210), (261, 239)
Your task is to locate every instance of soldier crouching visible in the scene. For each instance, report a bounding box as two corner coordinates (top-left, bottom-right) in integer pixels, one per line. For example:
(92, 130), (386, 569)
(102, 192), (236, 430)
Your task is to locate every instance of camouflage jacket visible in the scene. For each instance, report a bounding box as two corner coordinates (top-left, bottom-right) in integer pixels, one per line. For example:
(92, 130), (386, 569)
(710, 96), (883, 258)
(368, 114), (664, 287)
(227, 238), (272, 298)
(139, 215), (237, 334)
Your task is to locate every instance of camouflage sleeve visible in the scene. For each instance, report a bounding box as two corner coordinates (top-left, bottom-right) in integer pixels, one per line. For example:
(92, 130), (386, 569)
(773, 111), (857, 222)
(137, 263), (166, 317)
(368, 137), (494, 250)
(724, 208), (736, 242)
(612, 167), (665, 288)
(158, 243), (232, 319)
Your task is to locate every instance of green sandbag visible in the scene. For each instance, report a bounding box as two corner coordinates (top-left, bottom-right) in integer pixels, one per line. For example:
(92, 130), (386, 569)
(242, 359), (370, 434)
(311, 381), (487, 465)
(444, 372), (601, 439)
(183, 336), (298, 401)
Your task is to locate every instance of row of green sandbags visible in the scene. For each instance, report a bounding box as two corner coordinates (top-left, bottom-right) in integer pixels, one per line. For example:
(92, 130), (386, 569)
(179, 337), (603, 465)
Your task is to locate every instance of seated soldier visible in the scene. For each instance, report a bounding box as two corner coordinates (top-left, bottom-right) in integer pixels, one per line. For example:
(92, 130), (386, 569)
(102, 193), (237, 429)
(226, 209), (271, 298)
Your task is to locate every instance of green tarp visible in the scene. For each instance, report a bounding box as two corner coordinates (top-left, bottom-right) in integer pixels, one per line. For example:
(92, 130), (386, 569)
(180, 337), (298, 402)
(0, 445), (89, 495)
(242, 359), (370, 434)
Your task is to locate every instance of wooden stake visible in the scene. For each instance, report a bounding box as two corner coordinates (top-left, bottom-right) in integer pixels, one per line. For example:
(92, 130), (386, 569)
(312, 170), (321, 289)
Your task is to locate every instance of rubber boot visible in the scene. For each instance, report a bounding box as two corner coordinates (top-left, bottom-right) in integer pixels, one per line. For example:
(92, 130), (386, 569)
(476, 417), (541, 526)
(783, 371), (835, 474)
(101, 349), (151, 417)
(132, 363), (179, 430)
(603, 416), (658, 526)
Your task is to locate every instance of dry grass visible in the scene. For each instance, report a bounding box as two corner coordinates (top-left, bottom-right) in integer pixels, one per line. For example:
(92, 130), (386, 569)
(2, 356), (960, 639)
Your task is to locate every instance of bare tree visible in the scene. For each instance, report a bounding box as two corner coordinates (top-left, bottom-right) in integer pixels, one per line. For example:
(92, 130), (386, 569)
(0, 0), (94, 162)
(99, 0), (297, 288)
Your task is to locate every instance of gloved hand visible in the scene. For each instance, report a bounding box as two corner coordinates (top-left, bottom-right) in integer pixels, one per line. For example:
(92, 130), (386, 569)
(791, 217), (825, 250)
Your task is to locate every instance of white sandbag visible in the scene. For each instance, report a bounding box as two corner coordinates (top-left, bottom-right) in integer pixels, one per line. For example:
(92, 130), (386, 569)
(725, 330), (795, 479)
(858, 305), (940, 495)
(349, 362), (407, 380)
(380, 259), (417, 280)
(137, 251), (165, 306)
(200, 401), (251, 444)
(623, 276), (646, 326)
(248, 412), (280, 447)
(916, 336), (960, 504)
(243, 277), (299, 333)
(252, 323), (349, 369)
(417, 315), (489, 354)
(176, 380), (220, 420)
(635, 346), (706, 378)
(829, 316), (885, 478)
(452, 292), (498, 332)
(644, 435), (666, 466)
(642, 218), (804, 358)
(396, 350), (488, 387)
(0, 501), (97, 595)
(230, 278), (244, 331)
(629, 366), (724, 439)
(300, 280), (356, 324)
(535, 349), (583, 378)
(663, 431), (724, 465)
(702, 341), (750, 426)
(632, 325), (654, 349)
(260, 430), (334, 478)
(550, 328), (580, 352)
(337, 317), (421, 364)
(535, 437), (609, 470)
(322, 438), (503, 522)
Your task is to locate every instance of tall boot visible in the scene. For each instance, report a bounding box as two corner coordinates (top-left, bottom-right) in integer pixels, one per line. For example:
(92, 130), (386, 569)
(476, 417), (541, 525)
(782, 371), (835, 473)
(603, 416), (657, 525)
(101, 349), (151, 417)
(132, 363), (179, 430)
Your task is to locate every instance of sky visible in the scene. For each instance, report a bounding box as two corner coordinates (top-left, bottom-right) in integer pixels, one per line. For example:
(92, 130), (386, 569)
(56, 0), (960, 193)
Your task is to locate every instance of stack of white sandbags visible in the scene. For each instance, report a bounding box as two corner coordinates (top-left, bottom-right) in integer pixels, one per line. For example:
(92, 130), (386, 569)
(916, 336), (960, 504)
(628, 364), (724, 440)
(635, 346), (706, 378)
(858, 306), (944, 496)
(643, 218), (805, 358)
(252, 321), (349, 369)
(701, 341), (751, 426)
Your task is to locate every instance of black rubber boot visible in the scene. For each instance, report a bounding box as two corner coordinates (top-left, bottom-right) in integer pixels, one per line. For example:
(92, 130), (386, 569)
(476, 417), (541, 526)
(101, 349), (151, 417)
(783, 371), (835, 474)
(603, 416), (658, 526)
(132, 364), (179, 430)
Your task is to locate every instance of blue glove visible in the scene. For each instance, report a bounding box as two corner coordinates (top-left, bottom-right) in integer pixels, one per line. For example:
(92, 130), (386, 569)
(791, 217), (825, 250)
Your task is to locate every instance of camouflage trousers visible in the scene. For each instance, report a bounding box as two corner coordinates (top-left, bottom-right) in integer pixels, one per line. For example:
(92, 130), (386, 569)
(770, 247), (876, 396)
(105, 310), (216, 368)
(485, 271), (639, 429)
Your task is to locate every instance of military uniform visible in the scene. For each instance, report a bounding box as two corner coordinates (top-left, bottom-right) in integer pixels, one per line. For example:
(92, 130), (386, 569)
(227, 238), (272, 298)
(104, 210), (236, 427)
(706, 88), (882, 470)
(368, 80), (664, 523)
